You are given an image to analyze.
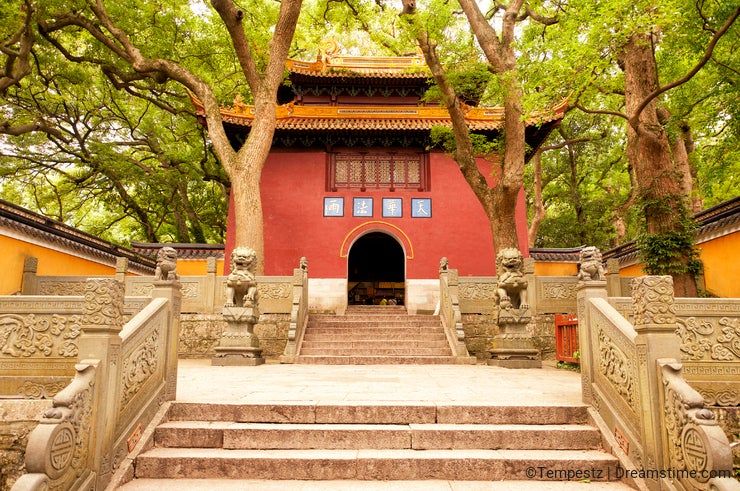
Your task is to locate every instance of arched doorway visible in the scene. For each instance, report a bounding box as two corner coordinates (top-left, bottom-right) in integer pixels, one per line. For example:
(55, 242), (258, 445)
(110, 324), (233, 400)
(347, 232), (405, 305)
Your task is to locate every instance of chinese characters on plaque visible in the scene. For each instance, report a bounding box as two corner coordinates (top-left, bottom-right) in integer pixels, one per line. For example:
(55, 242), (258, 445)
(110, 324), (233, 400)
(323, 197), (344, 217)
(324, 197), (431, 218)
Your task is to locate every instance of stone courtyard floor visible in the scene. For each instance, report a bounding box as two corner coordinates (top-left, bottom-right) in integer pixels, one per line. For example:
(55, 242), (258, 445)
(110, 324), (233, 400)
(175, 359), (584, 406)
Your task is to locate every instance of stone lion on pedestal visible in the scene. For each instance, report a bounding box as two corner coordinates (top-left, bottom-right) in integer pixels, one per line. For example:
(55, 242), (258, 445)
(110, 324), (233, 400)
(578, 246), (606, 281)
(154, 246), (179, 282)
(495, 248), (528, 310)
(225, 247), (258, 308)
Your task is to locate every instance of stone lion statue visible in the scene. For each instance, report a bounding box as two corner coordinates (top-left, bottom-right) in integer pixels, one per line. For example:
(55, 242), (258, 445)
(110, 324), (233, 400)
(495, 248), (528, 310)
(154, 246), (178, 282)
(225, 246), (258, 308)
(578, 246), (606, 281)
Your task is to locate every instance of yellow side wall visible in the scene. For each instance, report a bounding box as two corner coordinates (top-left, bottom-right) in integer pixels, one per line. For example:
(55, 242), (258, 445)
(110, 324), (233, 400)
(698, 231), (739, 297)
(620, 264), (645, 277)
(534, 262), (578, 277)
(0, 235), (116, 295)
(176, 259), (225, 276)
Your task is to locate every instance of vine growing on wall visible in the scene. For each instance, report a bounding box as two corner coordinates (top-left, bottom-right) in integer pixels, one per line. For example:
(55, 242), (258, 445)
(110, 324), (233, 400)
(636, 195), (703, 289)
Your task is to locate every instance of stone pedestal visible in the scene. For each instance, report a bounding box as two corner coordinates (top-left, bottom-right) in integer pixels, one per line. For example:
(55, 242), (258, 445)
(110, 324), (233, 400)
(212, 306), (265, 366)
(488, 308), (542, 369)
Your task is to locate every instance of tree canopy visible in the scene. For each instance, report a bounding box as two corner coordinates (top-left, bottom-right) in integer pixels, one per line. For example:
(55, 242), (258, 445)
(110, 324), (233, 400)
(1, 0), (737, 283)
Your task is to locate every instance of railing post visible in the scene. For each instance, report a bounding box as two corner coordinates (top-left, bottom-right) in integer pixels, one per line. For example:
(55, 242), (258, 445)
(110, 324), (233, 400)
(438, 260), (468, 358)
(151, 275), (182, 401)
(115, 257), (128, 282)
(631, 275), (682, 487)
(576, 278), (607, 405)
(205, 256), (218, 313)
(21, 257), (38, 295)
(605, 259), (621, 297)
(76, 278), (125, 489)
(281, 258), (309, 362)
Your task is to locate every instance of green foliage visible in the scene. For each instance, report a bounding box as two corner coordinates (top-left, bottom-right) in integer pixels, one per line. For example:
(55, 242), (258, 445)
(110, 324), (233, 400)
(0, 8), (229, 245)
(429, 126), (503, 156)
(636, 198), (702, 277)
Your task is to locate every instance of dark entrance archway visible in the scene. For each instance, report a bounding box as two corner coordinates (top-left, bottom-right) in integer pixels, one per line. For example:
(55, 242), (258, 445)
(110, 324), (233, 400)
(347, 232), (405, 305)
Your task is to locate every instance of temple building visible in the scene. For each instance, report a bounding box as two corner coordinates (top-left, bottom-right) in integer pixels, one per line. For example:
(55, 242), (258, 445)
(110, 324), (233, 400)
(193, 44), (566, 313)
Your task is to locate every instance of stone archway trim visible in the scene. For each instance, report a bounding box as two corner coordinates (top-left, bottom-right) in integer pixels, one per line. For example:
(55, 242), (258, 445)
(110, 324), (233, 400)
(339, 221), (414, 259)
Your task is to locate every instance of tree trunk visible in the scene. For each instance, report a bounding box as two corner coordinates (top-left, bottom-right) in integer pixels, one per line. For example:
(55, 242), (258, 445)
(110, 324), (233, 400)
(528, 150), (546, 248)
(228, 97), (276, 274)
(622, 34), (698, 296)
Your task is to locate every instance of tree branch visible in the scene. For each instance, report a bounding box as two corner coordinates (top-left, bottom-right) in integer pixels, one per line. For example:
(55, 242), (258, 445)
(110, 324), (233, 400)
(631, 5), (739, 123)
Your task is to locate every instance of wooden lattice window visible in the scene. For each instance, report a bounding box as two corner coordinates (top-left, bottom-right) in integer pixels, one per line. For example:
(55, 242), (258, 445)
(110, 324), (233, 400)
(329, 150), (429, 191)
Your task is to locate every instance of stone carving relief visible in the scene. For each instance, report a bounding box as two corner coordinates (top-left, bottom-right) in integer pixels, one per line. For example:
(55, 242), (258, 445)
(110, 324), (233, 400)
(38, 281), (87, 296)
(259, 283), (291, 299)
(541, 282), (578, 300)
(17, 380), (69, 399)
(459, 283), (497, 300)
(631, 276), (676, 327)
(225, 247), (259, 308)
(180, 281), (199, 299)
(677, 316), (739, 362)
(597, 327), (636, 409)
(130, 283), (154, 296)
(0, 314), (81, 358)
(17, 364), (96, 490)
(494, 248), (528, 310)
(696, 387), (738, 407)
(120, 327), (161, 410)
(82, 279), (125, 331)
(661, 362), (733, 489)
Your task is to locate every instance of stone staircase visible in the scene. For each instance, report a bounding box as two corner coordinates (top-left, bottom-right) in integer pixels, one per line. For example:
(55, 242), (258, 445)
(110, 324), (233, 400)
(295, 305), (474, 364)
(119, 401), (630, 489)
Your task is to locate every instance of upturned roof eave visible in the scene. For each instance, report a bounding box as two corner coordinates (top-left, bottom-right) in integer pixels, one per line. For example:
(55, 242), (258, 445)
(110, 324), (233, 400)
(191, 95), (568, 131)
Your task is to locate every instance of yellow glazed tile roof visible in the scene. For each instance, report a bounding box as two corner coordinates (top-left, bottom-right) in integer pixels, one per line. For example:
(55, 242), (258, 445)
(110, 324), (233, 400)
(196, 97), (568, 132)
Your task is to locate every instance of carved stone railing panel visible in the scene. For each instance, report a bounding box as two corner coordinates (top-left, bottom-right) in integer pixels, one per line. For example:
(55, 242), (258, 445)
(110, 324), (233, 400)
(27, 271), (295, 316)
(117, 298), (169, 426)
(534, 276), (579, 314)
(36, 278), (88, 296)
(0, 297), (86, 399)
(589, 298), (640, 435)
(458, 277), (497, 314)
(608, 297), (740, 408)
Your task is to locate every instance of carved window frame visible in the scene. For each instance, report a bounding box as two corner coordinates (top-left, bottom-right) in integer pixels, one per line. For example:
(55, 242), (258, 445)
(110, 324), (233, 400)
(327, 149), (430, 192)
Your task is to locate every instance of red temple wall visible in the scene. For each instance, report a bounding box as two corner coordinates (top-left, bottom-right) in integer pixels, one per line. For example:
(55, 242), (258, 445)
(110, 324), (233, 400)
(226, 149), (529, 277)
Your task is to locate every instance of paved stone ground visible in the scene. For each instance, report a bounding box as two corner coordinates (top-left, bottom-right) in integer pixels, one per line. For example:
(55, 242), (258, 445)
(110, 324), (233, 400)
(176, 359), (584, 406)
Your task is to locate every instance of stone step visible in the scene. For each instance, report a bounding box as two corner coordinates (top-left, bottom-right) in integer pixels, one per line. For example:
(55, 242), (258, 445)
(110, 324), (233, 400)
(307, 320), (444, 328)
(303, 327), (447, 337)
(301, 335), (448, 343)
(155, 422), (603, 450)
(119, 479), (637, 490)
(293, 355), (475, 365)
(166, 403), (591, 425)
(133, 448), (620, 481)
(300, 340), (450, 349)
(345, 306), (407, 312)
(298, 347), (453, 356)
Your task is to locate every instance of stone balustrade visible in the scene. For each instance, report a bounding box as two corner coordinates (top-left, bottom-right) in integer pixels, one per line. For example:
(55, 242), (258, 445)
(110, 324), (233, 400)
(438, 266), (468, 357)
(578, 276), (737, 490)
(6, 276), (181, 491)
